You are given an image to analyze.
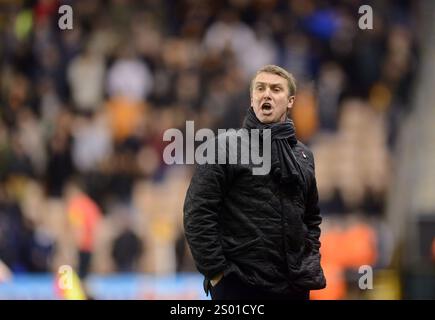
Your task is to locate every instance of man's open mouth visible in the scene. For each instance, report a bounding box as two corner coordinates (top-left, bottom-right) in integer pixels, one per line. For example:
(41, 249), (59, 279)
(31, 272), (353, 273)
(261, 102), (272, 111)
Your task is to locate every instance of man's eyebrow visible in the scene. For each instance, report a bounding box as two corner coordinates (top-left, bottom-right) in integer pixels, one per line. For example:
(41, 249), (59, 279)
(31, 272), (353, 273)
(254, 81), (284, 87)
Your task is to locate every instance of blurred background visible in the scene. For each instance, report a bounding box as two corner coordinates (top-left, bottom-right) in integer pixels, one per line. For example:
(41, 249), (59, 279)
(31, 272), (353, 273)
(0, 0), (434, 300)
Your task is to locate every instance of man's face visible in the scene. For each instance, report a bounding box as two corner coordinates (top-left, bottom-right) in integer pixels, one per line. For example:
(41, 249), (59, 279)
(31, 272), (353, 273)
(251, 72), (295, 124)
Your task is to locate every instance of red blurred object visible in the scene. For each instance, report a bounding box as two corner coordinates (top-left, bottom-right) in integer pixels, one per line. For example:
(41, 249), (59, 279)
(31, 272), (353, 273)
(67, 192), (102, 252)
(34, 0), (60, 25)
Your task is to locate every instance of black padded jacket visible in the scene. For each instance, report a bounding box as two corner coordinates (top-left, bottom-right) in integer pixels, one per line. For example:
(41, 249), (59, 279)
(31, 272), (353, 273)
(183, 130), (326, 295)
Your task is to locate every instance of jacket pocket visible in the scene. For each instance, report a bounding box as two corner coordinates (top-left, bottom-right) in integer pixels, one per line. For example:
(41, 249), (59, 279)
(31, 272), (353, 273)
(295, 251), (326, 290)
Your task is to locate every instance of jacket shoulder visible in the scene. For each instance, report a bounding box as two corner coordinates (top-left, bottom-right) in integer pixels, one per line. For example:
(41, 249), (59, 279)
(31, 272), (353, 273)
(295, 141), (315, 165)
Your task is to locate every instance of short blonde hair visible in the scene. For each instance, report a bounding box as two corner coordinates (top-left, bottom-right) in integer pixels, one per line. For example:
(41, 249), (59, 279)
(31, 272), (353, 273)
(250, 65), (297, 97)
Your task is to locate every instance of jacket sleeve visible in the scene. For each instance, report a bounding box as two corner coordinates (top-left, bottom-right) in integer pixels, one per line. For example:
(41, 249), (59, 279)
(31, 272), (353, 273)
(183, 161), (231, 279)
(303, 150), (323, 252)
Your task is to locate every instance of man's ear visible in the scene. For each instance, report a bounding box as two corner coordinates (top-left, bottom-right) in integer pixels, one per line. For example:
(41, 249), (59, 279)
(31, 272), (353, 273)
(287, 96), (295, 111)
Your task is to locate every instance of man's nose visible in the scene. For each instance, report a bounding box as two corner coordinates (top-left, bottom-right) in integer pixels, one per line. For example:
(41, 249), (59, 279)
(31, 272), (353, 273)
(263, 87), (272, 98)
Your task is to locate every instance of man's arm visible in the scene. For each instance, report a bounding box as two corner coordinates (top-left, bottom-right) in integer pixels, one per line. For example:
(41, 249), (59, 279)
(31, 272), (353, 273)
(303, 150), (322, 252)
(183, 162), (230, 280)
(302, 150), (327, 289)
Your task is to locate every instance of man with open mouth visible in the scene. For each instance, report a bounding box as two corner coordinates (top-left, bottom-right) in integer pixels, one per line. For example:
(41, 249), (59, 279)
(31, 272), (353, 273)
(184, 65), (326, 300)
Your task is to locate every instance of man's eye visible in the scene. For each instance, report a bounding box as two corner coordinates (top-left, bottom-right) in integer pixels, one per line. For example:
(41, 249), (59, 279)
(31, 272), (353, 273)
(256, 87), (264, 91)
(273, 87), (281, 92)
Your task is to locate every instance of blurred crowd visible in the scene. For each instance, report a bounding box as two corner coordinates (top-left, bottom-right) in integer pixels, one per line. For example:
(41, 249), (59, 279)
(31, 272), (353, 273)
(0, 0), (421, 298)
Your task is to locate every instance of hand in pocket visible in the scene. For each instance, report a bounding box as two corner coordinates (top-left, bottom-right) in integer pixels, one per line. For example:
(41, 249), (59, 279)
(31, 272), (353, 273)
(210, 272), (224, 287)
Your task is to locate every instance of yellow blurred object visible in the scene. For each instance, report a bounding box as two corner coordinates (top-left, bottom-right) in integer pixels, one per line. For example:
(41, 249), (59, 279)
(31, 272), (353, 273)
(151, 216), (175, 242)
(54, 266), (87, 300)
(369, 82), (392, 112)
(14, 10), (33, 40)
(364, 269), (401, 300)
(6, 174), (28, 201)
